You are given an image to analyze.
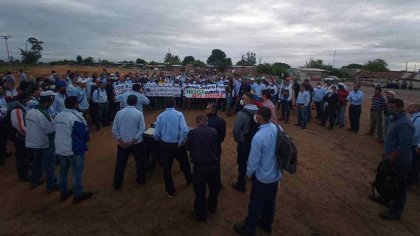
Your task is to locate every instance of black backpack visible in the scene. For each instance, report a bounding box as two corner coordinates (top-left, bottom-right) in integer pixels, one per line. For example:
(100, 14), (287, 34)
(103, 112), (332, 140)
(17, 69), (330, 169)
(275, 125), (298, 174)
(370, 159), (403, 205)
(241, 109), (258, 144)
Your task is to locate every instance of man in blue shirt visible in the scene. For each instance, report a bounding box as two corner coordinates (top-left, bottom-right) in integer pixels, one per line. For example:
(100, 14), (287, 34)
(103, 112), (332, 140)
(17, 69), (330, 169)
(68, 78), (89, 116)
(92, 80), (109, 131)
(347, 84), (364, 133)
(407, 102), (420, 188)
(112, 95), (146, 189)
(313, 82), (327, 120)
(120, 83), (150, 113)
(379, 99), (415, 220)
(295, 85), (310, 129)
(154, 97), (192, 197)
(234, 107), (281, 235)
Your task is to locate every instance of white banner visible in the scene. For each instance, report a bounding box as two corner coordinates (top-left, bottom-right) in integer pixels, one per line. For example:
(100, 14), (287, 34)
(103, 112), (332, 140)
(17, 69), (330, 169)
(114, 84), (133, 101)
(143, 83), (182, 97)
(184, 84), (226, 99)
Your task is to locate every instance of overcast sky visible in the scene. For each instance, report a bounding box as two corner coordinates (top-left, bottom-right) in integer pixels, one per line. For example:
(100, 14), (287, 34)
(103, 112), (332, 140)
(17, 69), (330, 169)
(1, 0), (419, 70)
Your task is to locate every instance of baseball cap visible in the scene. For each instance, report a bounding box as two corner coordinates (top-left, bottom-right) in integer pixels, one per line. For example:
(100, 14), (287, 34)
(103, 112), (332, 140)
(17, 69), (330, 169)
(77, 78), (87, 83)
(40, 90), (57, 97)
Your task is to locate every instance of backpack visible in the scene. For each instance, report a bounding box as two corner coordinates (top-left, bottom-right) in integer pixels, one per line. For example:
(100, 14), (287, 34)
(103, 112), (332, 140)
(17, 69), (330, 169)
(275, 125), (297, 174)
(370, 159), (403, 205)
(241, 109), (258, 144)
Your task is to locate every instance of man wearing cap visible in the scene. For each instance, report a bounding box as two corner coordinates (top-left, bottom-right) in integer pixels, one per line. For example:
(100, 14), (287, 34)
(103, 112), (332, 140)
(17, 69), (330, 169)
(313, 82), (327, 120)
(347, 84), (364, 133)
(112, 95), (146, 189)
(54, 96), (92, 203)
(295, 84), (311, 129)
(10, 93), (32, 181)
(92, 80), (109, 131)
(154, 97), (192, 197)
(51, 80), (67, 117)
(25, 91), (58, 192)
(120, 83), (150, 113)
(69, 78), (89, 116)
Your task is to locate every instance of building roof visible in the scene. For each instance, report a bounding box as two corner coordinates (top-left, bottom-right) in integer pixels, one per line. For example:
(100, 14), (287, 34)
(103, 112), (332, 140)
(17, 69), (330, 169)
(299, 68), (330, 72)
(357, 71), (415, 80)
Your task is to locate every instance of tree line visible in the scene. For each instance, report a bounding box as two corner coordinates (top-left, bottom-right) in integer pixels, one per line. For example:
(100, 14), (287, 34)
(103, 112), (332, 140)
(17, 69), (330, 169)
(2, 37), (392, 78)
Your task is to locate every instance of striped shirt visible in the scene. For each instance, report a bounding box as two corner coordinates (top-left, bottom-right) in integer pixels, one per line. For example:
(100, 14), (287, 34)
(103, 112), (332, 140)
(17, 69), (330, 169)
(263, 99), (277, 123)
(371, 95), (386, 111)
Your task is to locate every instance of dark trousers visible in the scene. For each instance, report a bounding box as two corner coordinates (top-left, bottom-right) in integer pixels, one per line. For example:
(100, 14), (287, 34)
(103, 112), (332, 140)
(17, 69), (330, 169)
(158, 142), (192, 194)
(322, 108), (337, 128)
(349, 105), (362, 131)
(237, 142), (251, 188)
(112, 102), (120, 120)
(408, 149), (420, 187)
(244, 177), (279, 232)
(193, 165), (220, 220)
(13, 139), (29, 179)
(113, 142), (146, 188)
(31, 147), (57, 190)
(94, 103), (109, 128)
(315, 101), (324, 119)
(280, 100), (291, 120)
(389, 162), (409, 217)
(0, 120), (9, 156)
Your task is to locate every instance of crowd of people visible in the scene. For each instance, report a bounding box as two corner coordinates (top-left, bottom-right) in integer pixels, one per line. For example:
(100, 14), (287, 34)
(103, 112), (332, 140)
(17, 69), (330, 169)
(0, 68), (419, 235)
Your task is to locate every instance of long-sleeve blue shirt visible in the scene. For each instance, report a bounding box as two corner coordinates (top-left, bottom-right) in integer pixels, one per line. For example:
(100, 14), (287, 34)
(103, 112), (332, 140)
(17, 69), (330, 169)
(411, 112), (420, 148)
(247, 122), (282, 183)
(112, 106), (145, 144)
(313, 87), (327, 102)
(347, 90), (364, 106)
(296, 90), (310, 106)
(52, 93), (66, 116)
(92, 88), (108, 103)
(120, 91), (150, 113)
(69, 86), (89, 111)
(384, 112), (415, 164)
(154, 108), (189, 145)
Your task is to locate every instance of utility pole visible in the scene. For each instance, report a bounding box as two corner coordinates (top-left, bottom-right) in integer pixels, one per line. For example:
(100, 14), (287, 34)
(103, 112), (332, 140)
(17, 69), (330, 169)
(406, 62), (408, 71)
(414, 64), (417, 72)
(0, 36), (12, 64)
(332, 50), (336, 68)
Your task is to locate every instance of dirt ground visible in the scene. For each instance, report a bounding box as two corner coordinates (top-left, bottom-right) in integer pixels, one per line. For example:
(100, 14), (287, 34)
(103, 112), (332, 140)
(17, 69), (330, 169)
(1, 67), (420, 236)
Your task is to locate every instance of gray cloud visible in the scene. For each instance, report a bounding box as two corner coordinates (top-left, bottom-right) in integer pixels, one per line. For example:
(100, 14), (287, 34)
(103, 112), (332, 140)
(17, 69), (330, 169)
(0, 0), (419, 70)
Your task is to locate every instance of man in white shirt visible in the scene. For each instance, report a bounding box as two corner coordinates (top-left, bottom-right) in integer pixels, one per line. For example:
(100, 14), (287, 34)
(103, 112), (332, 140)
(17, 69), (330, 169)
(25, 91), (57, 192)
(92, 80), (109, 130)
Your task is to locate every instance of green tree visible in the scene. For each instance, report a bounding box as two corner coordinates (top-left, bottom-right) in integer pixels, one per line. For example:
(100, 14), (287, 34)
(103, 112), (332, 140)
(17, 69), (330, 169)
(164, 53), (181, 65)
(272, 62), (291, 76)
(236, 51), (256, 66)
(76, 55), (83, 64)
(305, 58), (332, 70)
(100, 60), (112, 66)
(190, 60), (206, 67)
(182, 56), (195, 66)
(20, 37), (43, 64)
(83, 56), (94, 65)
(136, 58), (147, 64)
(256, 63), (273, 74)
(363, 58), (389, 72)
(148, 61), (160, 65)
(342, 63), (363, 69)
(207, 49), (232, 71)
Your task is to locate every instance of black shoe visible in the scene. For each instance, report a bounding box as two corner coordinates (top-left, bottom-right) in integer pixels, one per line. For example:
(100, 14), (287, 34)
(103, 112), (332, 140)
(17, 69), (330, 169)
(46, 185), (59, 193)
(233, 223), (255, 236)
(166, 191), (175, 198)
(347, 128), (353, 132)
(73, 192), (93, 204)
(4, 152), (12, 158)
(301, 126), (306, 129)
(257, 220), (272, 234)
(19, 176), (31, 183)
(231, 183), (246, 192)
(186, 180), (193, 186)
(59, 190), (73, 202)
(379, 212), (401, 220)
(208, 208), (217, 215)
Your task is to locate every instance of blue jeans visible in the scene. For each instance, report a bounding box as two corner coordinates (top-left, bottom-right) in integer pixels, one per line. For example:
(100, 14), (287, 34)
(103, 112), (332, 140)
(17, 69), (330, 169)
(244, 177), (279, 233)
(336, 106), (346, 127)
(349, 105), (362, 131)
(280, 100), (291, 120)
(315, 101), (324, 119)
(237, 142), (251, 188)
(31, 146), (57, 190)
(226, 96), (233, 113)
(297, 105), (308, 128)
(59, 154), (85, 198)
